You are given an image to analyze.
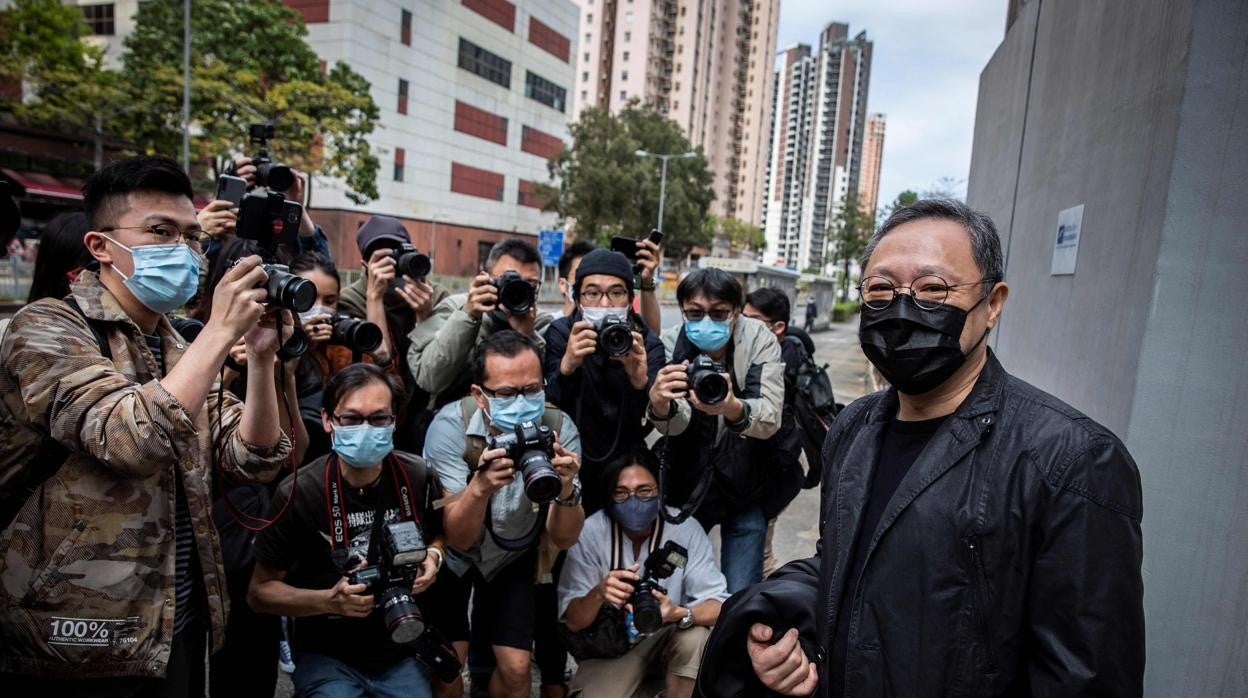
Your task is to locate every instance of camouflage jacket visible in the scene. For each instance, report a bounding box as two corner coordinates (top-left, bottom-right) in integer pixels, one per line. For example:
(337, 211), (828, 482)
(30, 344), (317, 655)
(0, 271), (291, 679)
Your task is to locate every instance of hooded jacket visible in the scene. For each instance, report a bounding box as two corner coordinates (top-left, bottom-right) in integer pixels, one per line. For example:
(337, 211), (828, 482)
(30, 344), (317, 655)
(0, 271), (291, 679)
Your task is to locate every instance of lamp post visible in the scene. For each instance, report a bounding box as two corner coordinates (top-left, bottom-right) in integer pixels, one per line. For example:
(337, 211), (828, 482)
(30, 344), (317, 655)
(634, 149), (697, 233)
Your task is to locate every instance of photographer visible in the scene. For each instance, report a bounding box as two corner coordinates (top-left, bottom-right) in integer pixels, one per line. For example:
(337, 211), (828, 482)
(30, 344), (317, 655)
(555, 240), (596, 318)
(559, 450), (726, 698)
(408, 238), (552, 404)
(0, 156), (291, 694)
(544, 248), (666, 514)
(249, 363), (449, 697)
(646, 268), (791, 593)
(422, 331), (584, 697)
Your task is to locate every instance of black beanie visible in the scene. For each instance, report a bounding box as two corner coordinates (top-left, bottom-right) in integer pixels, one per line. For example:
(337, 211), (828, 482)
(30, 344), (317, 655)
(574, 248), (634, 297)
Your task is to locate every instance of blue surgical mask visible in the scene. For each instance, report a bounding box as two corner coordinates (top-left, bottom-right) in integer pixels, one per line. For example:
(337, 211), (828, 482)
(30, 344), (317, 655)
(609, 495), (661, 533)
(104, 235), (202, 313)
(332, 424), (395, 468)
(488, 392), (546, 431)
(684, 316), (732, 352)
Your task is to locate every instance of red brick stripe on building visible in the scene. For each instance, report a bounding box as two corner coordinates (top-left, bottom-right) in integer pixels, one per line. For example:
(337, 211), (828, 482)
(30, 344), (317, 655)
(528, 16), (570, 62)
(451, 162), (505, 201)
(454, 101), (509, 146)
(463, 0), (515, 32)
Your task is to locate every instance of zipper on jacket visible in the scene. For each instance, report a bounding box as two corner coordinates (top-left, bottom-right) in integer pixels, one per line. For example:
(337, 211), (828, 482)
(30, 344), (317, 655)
(964, 535), (999, 673)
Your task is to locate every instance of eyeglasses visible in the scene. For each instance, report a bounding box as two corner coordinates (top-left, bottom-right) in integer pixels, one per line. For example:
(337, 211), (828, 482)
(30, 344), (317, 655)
(101, 223), (210, 250)
(331, 412), (396, 428)
(682, 307), (734, 322)
(610, 484), (658, 503)
(580, 287), (630, 304)
(857, 275), (996, 311)
(480, 382), (544, 399)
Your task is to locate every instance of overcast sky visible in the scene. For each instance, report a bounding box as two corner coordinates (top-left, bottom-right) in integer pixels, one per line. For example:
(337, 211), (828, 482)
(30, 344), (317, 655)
(775, 0), (1008, 210)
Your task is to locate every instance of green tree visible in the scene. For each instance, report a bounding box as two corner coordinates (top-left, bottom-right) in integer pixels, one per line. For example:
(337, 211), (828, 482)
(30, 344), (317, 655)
(120, 0), (379, 201)
(827, 192), (873, 301)
(877, 188), (919, 226)
(717, 215), (766, 256)
(543, 102), (715, 263)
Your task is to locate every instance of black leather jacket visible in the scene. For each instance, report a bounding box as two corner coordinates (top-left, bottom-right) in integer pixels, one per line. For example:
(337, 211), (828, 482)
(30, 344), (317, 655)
(801, 351), (1143, 697)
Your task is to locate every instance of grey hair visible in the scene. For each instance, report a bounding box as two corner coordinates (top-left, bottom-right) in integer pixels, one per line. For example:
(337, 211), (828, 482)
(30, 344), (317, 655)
(860, 198), (1004, 282)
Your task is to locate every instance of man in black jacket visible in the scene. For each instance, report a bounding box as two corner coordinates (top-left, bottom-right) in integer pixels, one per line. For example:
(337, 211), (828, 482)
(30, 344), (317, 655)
(742, 199), (1144, 697)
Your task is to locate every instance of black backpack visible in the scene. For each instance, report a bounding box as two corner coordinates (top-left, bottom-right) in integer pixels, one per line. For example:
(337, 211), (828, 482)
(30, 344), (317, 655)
(785, 337), (841, 488)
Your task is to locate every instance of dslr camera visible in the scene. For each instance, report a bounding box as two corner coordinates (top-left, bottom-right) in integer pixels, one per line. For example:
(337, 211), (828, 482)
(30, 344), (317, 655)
(329, 314), (383, 353)
(486, 421), (562, 504)
(686, 355), (729, 405)
(347, 520), (428, 644)
(390, 243), (432, 280)
(628, 540), (689, 634)
(492, 270), (535, 314)
(247, 123), (296, 192)
(596, 315), (633, 358)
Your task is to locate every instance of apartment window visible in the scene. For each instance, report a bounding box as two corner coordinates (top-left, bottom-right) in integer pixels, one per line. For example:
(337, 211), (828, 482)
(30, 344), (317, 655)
(397, 78), (409, 114)
(621, 70), (629, 80)
(624, 31), (631, 41)
(582, 71), (589, 82)
(587, 13), (593, 23)
(401, 9), (412, 45)
(458, 38), (512, 89)
(82, 3), (115, 35)
(619, 90), (626, 100)
(585, 32), (591, 43)
(394, 148), (406, 182)
(525, 71), (567, 112)
(580, 90), (588, 101)
(624, 11), (633, 23)
(622, 51), (629, 61)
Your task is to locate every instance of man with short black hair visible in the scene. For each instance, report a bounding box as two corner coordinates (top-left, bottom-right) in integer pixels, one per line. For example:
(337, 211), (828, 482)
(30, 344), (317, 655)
(423, 330), (584, 697)
(408, 238), (553, 405)
(0, 155), (292, 694)
(736, 199), (1144, 697)
(556, 240), (597, 318)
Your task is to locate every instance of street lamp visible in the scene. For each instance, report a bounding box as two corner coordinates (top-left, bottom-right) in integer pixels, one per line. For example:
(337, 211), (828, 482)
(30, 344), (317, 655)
(634, 149), (697, 233)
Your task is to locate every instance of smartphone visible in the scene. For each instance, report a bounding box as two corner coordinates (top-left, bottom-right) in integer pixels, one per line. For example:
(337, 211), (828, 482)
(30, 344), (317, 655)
(646, 229), (664, 246)
(216, 174), (248, 207)
(610, 235), (639, 261)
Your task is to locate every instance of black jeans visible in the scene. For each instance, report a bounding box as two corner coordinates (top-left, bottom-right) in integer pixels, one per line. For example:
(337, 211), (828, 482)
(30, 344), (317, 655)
(209, 563), (279, 698)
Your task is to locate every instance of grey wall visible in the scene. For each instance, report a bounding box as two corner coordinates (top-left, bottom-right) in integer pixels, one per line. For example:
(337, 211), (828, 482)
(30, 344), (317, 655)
(968, 0), (1248, 694)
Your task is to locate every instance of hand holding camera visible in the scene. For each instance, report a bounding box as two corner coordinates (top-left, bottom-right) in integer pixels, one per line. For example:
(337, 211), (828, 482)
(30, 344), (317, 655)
(198, 199), (237, 239)
(627, 540), (688, 634)
(244, 306), (295, 360)
(466, 271), (497, 320)
(365, 248), (398, 301)
(325, 576), (374, 619)
(393, 276), (435, 319)
(472, 446), (517, 497)
(616, 331), (649, 390)
(649, 362), (690, 415)
(479, 423), (570, 504)
(207, 255), (270, 341)
(300, 310), (334, 345)
(597, 563), (641, 608)
(560, 320), (598, 375)
(685, 355), (743, 419)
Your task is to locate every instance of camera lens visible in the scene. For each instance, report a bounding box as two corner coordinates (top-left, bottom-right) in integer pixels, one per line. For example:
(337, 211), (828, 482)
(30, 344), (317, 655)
(379, 586), (425, 644)
(276, 327), (309, 361)
(630, 582), (664, 634)
(519, 450), (562, 504)
(598, 319), (633, 358)
(264, 265), (316, 312)
(395, 249), (432, 279)
(331, 315), (383, 353)
(498, 277), (535, 314)
(689, 363), (729, 404)
(258, 162), (295, 192)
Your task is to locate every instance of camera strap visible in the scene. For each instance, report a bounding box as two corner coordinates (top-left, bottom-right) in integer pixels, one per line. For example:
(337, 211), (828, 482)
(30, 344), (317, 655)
(610, 517), (665, 570)
(324, 453), (419, 565)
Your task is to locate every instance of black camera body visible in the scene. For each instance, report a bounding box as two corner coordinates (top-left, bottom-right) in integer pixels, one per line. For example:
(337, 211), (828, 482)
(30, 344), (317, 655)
(629, 540), (689, 634)
(492, 270), (535, 314)
(686, 355), (729, 405)
(391, 243), (431, 280)
(248, 123), (295, 192)
(486, 421), (562, 504)
(596, 315), (633, 358)
(346, 520), (428, 645)
(329, 314), (383, 353)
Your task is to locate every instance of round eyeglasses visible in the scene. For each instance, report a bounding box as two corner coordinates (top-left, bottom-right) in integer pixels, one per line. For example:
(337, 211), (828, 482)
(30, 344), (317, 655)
(858, 275), (996, 311)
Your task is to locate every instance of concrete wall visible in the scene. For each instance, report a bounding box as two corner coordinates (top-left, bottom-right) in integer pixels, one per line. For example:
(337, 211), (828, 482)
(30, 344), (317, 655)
(968, 0), (1248, 694)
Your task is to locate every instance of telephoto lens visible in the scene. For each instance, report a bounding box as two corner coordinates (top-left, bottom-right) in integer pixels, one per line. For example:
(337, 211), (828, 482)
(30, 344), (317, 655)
(392, 243), (432, 279)
(492, 270), (535, 314)
(596, 316), (634, 358)
(487, 422), (562, 503)
(629, 581), (665, 634)
(329, 315), (383, 353)
(262, 263), (316, 313)
(686, 355), (729, 404)
(379, 587), (426, 644)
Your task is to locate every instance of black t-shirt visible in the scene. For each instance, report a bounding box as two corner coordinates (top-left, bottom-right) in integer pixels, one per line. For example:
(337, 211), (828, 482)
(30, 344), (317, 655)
(253, 450), (444, 671)
(830, 414), (947, 695)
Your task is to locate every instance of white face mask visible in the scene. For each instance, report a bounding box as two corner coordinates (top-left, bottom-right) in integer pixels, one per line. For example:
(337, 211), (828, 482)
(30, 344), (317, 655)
(298, 304), (334, 324)
(581, 306), (629, 326)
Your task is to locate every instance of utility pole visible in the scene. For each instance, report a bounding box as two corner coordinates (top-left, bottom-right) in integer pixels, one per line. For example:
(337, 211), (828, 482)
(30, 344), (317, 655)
(181, 0), (191, 171)
(634, 149), (697, 233)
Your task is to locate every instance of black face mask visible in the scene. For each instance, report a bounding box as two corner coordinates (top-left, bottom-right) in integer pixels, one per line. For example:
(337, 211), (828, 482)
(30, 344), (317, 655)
(858, 293), (989, 395)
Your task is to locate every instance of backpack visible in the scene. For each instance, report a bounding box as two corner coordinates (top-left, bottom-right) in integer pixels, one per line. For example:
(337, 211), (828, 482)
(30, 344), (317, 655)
(785, 336), (841, 488)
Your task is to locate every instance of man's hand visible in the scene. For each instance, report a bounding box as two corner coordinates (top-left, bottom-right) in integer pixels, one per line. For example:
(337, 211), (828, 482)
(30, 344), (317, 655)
(596, 564), (640, 607)
(613, 331), (649, 390)
(365, 248), (397, 302)
(747, 625), (818, 696)
(244, 308), (293, 360)
(636, 239), (660, 284)
(651, 589), (687, 625)
(286, 167), (307, 205)
(552, 441), (581, 498)
(560, 320), (598, 375)
(198, 199), (237, 239)
(233, 156), (257, 188)
(394, 276), (435, 320)
(507, 303), (538, 337)
(470, 447), (515, 497)
(410, 550), (439, 595)
(649, 362), (689, 415)
(324, 577), (374, 619)
(466, 271), (497, 320)
(303, 313), (333, 346)
(207, 255), (269, 341)
(688, 373), (744, 420)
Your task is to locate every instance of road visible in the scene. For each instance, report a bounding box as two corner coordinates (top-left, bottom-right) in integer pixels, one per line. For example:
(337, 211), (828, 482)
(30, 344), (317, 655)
(272, 316), (870, 697)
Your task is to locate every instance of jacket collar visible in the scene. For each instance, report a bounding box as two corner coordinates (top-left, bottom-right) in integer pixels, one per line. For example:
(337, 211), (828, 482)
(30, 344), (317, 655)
(864, 348), (1007, 426)
(69, 269), (140, 323)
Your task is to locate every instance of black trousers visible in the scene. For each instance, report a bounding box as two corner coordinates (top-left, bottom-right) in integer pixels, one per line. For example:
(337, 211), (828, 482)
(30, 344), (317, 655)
(208, 563), (280, 698)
